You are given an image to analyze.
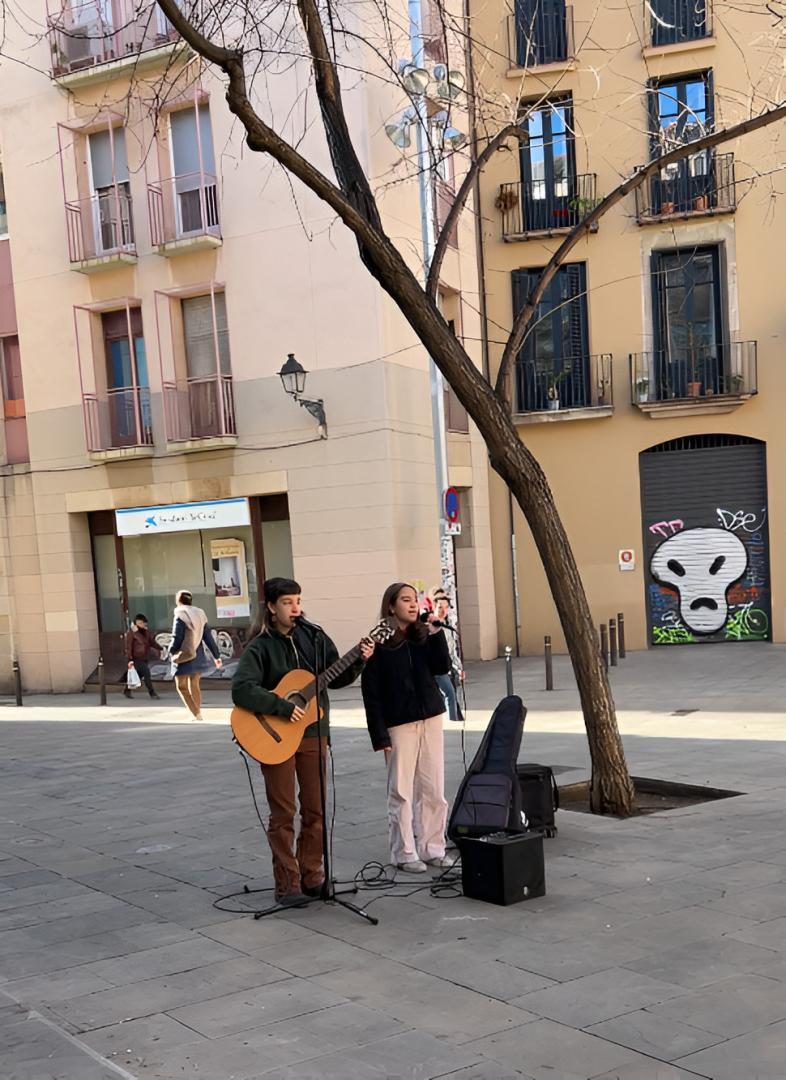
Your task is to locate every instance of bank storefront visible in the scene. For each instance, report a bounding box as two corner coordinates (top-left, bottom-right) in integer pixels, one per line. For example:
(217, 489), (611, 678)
(90, 495), (292, 681)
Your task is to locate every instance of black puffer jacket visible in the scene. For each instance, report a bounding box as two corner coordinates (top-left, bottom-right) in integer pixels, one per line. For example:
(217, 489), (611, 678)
(361, 630), (451, 750)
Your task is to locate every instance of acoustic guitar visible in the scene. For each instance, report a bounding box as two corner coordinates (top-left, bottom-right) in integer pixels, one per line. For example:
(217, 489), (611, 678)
(230, 620), (394, 764)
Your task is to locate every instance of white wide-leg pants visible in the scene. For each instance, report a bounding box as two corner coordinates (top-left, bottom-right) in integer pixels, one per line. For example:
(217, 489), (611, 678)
(386, 715), (448, 864)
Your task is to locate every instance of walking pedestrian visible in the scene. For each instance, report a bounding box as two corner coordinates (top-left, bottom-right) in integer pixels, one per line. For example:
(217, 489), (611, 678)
(361, 582), (453, 873)
(430, 590), (464, 723)
(124, 613), (162, 699)
(170, 590), (222, 722)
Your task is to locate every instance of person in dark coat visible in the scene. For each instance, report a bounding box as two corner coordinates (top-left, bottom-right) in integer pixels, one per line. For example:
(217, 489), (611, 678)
(232, 577), (375, 906)
(124, 613), (162, 699)
(170, 590), (221, 721)
(361, 582), (453, 874)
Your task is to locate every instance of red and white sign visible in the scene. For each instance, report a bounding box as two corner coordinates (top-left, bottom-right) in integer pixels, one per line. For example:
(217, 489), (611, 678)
(618, 549), (636, 572)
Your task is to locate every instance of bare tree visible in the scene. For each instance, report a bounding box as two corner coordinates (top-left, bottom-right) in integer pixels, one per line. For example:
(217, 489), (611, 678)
(152, 0), (786, 815)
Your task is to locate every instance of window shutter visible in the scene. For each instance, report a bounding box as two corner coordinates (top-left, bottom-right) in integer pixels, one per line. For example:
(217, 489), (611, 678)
(565, 264), (587, 362)
(182, 293), (231, 378)
(171, 105), (216, 181)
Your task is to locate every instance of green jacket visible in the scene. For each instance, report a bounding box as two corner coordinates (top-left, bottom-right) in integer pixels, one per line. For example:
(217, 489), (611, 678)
(231, 625), (362, 738)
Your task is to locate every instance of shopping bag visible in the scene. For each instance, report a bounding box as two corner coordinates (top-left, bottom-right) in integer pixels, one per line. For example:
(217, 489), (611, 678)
(127, 666), (142, 690)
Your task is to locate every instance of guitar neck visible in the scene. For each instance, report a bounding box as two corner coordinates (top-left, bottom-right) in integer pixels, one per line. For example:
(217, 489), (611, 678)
(316, 644), (361, 693)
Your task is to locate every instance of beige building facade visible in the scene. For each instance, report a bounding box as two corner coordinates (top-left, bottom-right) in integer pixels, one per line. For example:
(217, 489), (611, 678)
(472, 0), (786, 655)
(0, 0), (497, 692)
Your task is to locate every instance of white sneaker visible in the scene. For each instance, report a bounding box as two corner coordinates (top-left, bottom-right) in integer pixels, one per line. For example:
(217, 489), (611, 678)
(426, 856), (454, 869)
(397, 860), (428, 874)
(193, 714), (204, 722)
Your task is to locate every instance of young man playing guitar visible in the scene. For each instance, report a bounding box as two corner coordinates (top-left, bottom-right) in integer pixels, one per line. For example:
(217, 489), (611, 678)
(232, 577), (374, 906)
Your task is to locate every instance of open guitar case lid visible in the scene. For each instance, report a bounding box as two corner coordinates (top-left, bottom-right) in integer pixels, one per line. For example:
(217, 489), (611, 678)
(447, 694), (527, 841)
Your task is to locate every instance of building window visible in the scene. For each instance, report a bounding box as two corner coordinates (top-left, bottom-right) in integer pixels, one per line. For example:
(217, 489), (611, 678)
(0, 335), (28, 464)
(512, 263), (591, 411)
(514, 0), (570, 67)
(519, 98), (579, 232)
(650, 0), (710, 46)
(169, 105), (218, 237)
(0, 162), (8, 237)
(648, 72), (714, 213)
(651, 246), (728, 398)
(180, 292), (235, 439)
(88, 128), (133, 254)
(101, 308), (152, 449)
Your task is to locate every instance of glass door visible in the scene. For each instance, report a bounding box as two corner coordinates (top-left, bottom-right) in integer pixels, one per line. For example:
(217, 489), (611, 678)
(520, 99), (574, 232)
(654, 247), (724, 398)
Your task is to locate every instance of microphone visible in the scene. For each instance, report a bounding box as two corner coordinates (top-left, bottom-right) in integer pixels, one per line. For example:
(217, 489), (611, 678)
(294, 614), (323, 633)
(430, 619), (458, 633)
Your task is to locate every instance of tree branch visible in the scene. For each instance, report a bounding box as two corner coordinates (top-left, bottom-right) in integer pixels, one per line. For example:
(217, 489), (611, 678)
(427, 122), (527, 299)
(495, 101), (786, 397)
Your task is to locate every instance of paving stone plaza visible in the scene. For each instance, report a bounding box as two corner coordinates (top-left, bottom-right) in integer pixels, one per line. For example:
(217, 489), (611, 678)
(2, 644), (786, 1079)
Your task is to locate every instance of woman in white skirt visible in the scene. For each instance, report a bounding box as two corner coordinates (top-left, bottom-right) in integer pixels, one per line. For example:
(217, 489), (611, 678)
(361, 582), (453, 873)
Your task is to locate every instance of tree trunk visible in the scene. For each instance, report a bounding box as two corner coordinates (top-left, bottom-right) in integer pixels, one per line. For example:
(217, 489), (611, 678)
(487, 437), (635, 816)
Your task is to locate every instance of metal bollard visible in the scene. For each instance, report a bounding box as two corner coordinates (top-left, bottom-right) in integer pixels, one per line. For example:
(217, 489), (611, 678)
(13, 659), (22, 706)
(609, 618), (618, 667)
(600, 624), (609, 672)
(617, 612), (626, 659)
(504, 645), (514, 696)
(98, 656), (107, 707)
(544, 635), (554, 691)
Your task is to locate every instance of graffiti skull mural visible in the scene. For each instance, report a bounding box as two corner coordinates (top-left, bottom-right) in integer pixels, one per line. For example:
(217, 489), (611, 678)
(650, 528), (748, 635)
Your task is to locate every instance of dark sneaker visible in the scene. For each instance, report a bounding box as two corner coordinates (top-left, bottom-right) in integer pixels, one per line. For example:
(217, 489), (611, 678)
(302, 882), (324, 899)
(149, 692), (161, 699)
(123, 688), (132, 698)
(274, 891), (309, 907)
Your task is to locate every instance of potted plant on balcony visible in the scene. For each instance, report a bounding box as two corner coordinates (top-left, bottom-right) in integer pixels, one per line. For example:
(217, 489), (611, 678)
(635, 376), (650, 403)
(546, 370), (567, 410)
(495, 187), (519, 212)
(693, 193), (709, 212)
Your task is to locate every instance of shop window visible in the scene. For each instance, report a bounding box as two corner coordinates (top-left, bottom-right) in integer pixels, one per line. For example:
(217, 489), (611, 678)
(1, 335), (28, 464)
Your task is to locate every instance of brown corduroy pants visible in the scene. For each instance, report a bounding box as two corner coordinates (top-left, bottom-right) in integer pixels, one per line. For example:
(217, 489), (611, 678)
(261, 739), (326, 897)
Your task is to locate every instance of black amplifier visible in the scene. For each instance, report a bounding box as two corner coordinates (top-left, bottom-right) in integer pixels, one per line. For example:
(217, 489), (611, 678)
(458, 831), (545, 906)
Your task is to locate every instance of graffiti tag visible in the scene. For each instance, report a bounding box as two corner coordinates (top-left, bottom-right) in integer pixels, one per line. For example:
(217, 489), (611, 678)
(724, 603), (769, 642)
(716, 508), (767, 533)
(648, 519), (684, 538)
(652, 624), (695, 645)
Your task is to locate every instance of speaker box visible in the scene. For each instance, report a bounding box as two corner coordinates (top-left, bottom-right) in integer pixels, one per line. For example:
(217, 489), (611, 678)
(459, 831), (545, 906)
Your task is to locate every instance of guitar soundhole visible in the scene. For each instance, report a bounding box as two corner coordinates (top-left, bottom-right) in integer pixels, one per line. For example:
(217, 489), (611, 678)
(287, 692), (308, 710)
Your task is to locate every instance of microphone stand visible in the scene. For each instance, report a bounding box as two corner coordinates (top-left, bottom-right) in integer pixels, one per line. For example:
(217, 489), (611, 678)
(250, 619), (378, 925)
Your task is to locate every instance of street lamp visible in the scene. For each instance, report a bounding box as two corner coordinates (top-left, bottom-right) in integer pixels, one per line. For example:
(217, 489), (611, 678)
(278, 353), (327, 437)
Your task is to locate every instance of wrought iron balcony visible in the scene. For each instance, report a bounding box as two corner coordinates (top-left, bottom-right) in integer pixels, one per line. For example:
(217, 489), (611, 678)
(515, 354), (613, 415)
(64, 186), (136, 269)
(148, 172), (221, 253)
(507, 5), (574, 68)
(649, 0), (713, 47)
(635, 152), (735, 223)
(48, 0), (180, 79)
(163, 375), (237, 444)
(499, 173), (597, 240)
(83, 387), (153, 454)
(630, 342), (757, 407)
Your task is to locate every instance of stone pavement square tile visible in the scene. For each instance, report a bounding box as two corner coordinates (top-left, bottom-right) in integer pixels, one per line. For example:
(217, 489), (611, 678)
(408, 949), (557, 1000)
(647, 973), (786, 1037)
(622, 935), (780, 989)
(198, 914), (316, 952)
(594, 879), (724, 917)
(440, 1065), (535, 1080)
(0, 890), (126, 933)
(611, 907), (756, 954)
(167, 976), (347, 1038)
(0, 869), (64, 890)
(691, 860), (786, 891)
(120, 882), (241, 928)
(729, 915), (786, 951)
(47, 956), (291, 1032)
(586, 1011), (724, 1061)
(589, 1060), (711, 1079)
(4, 966), (116, 1005)
(701, 883), (786, 921)
(72, 865), (183, 896)
(511, 968), (685, 1028)
(254, 936), (379, 977)
(0, 878), (90, 912)
(312, 956), (534, 1042)
(0, 858), (39, 878)
(0, 902), (156, 955)
(676, 1017), (786, 1079)
(256, 1029), (482, 1080)
(501, 934), (652, 983)
(468, 1018), (640, 1080)
(0, 1005), (134, 1080)
(78, 936), (245, 985)
(79, 1012), (206, 1057)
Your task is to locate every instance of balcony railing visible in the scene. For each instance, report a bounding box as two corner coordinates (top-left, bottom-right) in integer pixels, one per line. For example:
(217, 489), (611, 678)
(83, 387), (153, 453)
(507, 6), (574, 68)
(635, 152), (735, 222)
(48, 0), (179, 77)
(148, 172), (220, 247)
(515, 354), (613, 414)
(649, 0), (713, 47)
(630, 342), (757, 405)
(163, 375), (236, 443)
(65, 186), (135, 264)
(499, 173), (597, 239)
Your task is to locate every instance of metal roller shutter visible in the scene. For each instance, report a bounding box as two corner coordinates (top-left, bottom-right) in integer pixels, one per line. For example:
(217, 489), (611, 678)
(640, 436), (770, 645)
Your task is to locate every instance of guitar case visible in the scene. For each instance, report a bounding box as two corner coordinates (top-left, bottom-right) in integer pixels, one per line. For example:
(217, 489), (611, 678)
(447, 695), (527, 842)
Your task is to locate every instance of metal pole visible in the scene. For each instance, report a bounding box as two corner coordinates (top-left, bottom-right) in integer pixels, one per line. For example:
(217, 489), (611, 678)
(600, 624), (609, 672)
(609, 618), (618, 667)
(13, 659), (22, 706)
(544, 635), (553, 691)
(618, 612), (626, 659)
(408, 0), (457, 625)
(98, 655), (107, 707)
(504, 645), (513, 696)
